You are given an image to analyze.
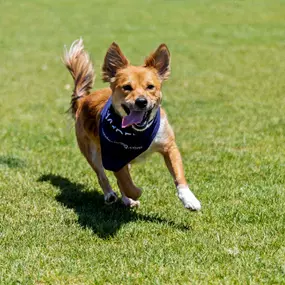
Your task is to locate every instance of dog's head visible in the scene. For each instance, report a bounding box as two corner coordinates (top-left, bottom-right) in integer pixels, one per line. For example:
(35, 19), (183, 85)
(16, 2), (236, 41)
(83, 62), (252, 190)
(102, 43), (170, 129)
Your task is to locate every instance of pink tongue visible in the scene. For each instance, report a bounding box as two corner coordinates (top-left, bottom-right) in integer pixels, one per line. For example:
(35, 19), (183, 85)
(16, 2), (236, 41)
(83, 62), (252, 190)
(122, 110), (145, 128)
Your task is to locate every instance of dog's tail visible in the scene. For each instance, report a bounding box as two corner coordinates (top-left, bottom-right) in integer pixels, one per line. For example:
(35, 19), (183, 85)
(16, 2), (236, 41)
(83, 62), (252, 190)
(63, 38), (95, 116)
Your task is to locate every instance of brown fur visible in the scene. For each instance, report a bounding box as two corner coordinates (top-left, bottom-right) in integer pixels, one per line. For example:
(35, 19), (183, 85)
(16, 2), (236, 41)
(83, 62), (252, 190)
(63, 39), (201, 210)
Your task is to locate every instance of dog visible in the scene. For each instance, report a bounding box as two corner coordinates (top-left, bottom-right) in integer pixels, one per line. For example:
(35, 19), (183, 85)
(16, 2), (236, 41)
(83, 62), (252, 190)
(63, 39), (201, 210)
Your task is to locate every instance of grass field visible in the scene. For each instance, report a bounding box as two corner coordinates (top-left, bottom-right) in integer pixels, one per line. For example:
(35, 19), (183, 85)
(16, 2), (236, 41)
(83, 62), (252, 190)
(1, 0), (285, 284)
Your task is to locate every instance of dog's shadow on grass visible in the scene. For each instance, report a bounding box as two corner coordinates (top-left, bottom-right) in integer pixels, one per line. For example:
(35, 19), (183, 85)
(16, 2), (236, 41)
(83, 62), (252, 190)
(39, 174), (192, 238)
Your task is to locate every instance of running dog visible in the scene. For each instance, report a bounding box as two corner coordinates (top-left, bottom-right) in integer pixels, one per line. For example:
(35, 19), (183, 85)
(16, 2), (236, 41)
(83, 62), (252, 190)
(63, 39), (201, 210)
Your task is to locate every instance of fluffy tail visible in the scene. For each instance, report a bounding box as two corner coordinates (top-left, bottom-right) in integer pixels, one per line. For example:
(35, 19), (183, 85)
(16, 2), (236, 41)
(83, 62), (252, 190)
(63, 38), (95, 116)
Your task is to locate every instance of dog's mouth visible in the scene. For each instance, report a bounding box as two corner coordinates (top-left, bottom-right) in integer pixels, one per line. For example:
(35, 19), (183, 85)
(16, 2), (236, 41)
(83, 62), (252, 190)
(121, 104), (153, 129)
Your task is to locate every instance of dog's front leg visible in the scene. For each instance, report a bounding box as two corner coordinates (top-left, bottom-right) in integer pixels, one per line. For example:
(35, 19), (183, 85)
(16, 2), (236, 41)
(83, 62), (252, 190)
(114, 165), (142, 208)
(162, 141), (201, 211)
(76, 134), (118, 205)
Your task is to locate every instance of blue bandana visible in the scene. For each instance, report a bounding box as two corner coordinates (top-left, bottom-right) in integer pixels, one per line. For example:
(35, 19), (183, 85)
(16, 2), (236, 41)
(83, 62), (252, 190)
(99, 97), (160, 172)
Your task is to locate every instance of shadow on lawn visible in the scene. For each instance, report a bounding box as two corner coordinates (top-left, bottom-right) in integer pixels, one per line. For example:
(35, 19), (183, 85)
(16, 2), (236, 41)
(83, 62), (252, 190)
(0, 155), (26, 169)
(39, 174), (192, 238)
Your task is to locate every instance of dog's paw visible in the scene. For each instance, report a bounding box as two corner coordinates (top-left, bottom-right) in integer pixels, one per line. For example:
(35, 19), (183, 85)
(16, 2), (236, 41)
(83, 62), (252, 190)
(177, 185), (201, 211)
(122, 196), (140, 208)
(104, 192), (118, 205)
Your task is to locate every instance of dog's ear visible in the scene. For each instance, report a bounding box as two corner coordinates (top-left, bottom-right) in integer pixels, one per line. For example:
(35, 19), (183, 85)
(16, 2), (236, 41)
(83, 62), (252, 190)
(102, 42), (129, 82)
(144, 44), (170, 81)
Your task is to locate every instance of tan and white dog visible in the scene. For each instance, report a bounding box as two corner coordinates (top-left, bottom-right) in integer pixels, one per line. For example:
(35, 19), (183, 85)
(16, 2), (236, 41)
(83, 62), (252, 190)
(63, 39), (201, 210)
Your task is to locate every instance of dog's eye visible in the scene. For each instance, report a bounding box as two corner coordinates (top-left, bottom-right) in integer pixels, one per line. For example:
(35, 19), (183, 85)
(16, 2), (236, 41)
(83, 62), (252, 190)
(147, 84), (155, 90)
(122, 85), (133, 92)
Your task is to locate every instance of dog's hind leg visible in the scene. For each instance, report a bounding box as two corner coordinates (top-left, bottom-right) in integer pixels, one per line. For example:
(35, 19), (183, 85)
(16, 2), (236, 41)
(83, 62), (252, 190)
(77, 137), (118, 204)
(113, 166), (142, 208)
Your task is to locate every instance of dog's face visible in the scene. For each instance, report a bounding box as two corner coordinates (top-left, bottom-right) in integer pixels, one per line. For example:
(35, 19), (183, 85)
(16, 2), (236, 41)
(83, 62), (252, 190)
(102, 43), (170, 129)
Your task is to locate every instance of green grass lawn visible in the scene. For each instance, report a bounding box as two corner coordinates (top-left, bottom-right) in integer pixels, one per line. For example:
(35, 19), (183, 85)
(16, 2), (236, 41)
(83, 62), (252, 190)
(1, 0), (285, 283)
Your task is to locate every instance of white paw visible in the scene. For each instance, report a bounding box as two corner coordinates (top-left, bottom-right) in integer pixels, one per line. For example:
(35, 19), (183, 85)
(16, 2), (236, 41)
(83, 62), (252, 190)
(177, 185), (201, 211)
(122, 196), (140, 208)
(104, 192), (118, 205)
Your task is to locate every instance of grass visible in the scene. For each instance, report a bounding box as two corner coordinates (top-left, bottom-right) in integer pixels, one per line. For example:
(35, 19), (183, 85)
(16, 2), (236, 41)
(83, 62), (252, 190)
(1, 0), (285, 283)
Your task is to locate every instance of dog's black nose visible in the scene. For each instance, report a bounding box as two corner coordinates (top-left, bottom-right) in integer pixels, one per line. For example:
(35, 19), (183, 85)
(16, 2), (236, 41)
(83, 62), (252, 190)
(135, 97), (147, 109)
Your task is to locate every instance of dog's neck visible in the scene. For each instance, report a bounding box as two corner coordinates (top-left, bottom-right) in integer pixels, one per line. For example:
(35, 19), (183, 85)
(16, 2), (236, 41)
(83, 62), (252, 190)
(99, 97), (161, 171)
